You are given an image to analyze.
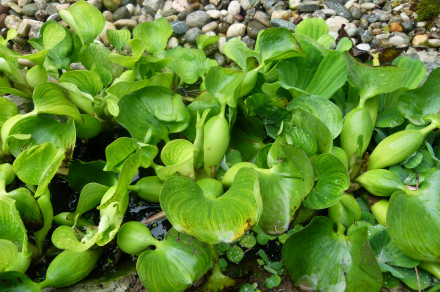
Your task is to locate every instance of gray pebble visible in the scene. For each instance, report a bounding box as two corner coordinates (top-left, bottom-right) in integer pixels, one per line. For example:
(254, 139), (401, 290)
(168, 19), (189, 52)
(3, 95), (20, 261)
(184, 27), (201, 44)
(113, 6), (130, 20)
(357, 43), (370, 51)
(388, 35), (405, 47)
(122, 0), (136, 5)
(297, 1), (320, 13)
(346, 27), (358, 37)
(34, 0), (47, 10)
(35, 9), (47, 21)
(241, 35), (255, 49)
(428, 39), (440, 47)
(204, 4), (216, 10)
(217, 22), (229, 34)
(367, 14), (380, 23)
(359, 16), (369, 29)
(171, 20), (189, 35)
(186, 11), (211, 28)
(361, 29), (372, 43)
(45, 3), (58, 15)
(349, 6), (361, 20)
(21, 3), (38, 16)
(247, 19), (266, 39)
(401, 20), (413, 32)
(214, 52), (226, 66)
(142, 5), (156, 17)
(270, 18), (295, 32)
(312, 10), (326, 19)
(325, 0), (351, 19)
(103, 0), (120, 12)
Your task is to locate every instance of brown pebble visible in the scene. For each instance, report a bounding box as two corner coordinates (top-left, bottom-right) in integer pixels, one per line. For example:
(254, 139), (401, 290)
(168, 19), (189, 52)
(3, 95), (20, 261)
(412, 34), (428, 46)
(0, 14), (6, 29)
(233, 14), (243, 21)
(389, 22), (402, 32)
(0, 5), (9, 15)
(294, 16), (303, 25)
(217, 22), (229, 34)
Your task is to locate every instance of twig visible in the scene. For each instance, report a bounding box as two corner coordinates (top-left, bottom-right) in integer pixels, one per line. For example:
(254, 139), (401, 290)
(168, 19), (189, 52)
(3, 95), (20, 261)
(142, 211), (166, 225)
(415, 266), (421, 292)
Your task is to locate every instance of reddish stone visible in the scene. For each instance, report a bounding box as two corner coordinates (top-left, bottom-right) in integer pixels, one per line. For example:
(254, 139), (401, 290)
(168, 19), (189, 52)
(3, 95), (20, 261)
(389, 22), (403, 32)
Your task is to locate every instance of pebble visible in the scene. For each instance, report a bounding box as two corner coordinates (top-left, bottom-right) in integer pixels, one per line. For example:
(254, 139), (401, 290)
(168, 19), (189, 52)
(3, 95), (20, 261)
(186, 10), (210, 28)
(389, 22), (402, 32)
(228, 0), (240, 16)
(388, 35), (406, 47)
(247, 19), (265, 39)
(21, 3), (37, 16)
(217, 22), (229, 34)
(17, 18), (39, 37)
(254, 10), (270, 27)
(428, 39), (440, 47)
(297, 1), (320, 13)
(4, 14), (20, 29)
(349, 6), (361, 20)
(184, 27), (200, 44)
(412, 34), (428, 46)
(226, 23), (246, 37)
(113, 18), (137, 28)
(201, 21), (217, 33)
(171, 20), (188, 35)
(360, 3), (375, 10)
(357, 43), (370, 51)
(240, 0), (251, 10)
(289, 0), (300, 9)
(270, 18), (295, 32)
(99, 21), (116, 46)
(103, 0), (120, 12)
(206, 9), (221, 19)
(326, 16), (349, 33)
(361, 29), (373, 43)
(113, 6), (130, 20)
(167, 36), (179, 49)
(172, 0), (187, 12)
(325, 1), (351, 19)
(322, 9), (336, 17)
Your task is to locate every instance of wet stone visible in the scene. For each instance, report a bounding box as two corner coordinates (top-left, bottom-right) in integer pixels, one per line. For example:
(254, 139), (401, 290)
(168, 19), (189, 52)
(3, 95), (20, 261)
(185, 10), (210, 28)
(247, 19), (265, 39)
(349, 6), (361, 19)
(171, 20), (189, 34)
(184, 27), (201, 44)
(297, 1), (319, 12)
(113, 6), (130, 20)
(270, 18), (295, 32)
(21, 3), (38, 16)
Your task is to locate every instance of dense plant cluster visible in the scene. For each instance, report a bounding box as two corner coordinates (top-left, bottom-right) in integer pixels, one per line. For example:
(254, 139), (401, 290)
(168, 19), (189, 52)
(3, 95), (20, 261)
(0, 1), (440, 291)
(416, 0), (440, 21)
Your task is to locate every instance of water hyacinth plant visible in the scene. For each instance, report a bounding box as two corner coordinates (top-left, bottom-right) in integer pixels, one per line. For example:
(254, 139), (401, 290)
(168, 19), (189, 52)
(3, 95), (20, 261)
(1, 1), (440, 291)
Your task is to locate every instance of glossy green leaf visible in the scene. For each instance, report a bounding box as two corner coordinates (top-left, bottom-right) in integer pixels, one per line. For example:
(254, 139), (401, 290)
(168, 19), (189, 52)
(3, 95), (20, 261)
(342, 51), (408, 100)
(136, 228), (212, 292)
(73, 183), (109, 222)
(26, 65), (47, 89)
(398, 68), (440, 125)
(104, 137), (158, 173)
(0, 97), (18, 129)
(304, 154), (350, 209)
(290, 108), (333, 154)
(32, 82), (81, 122)
(0, 196), (27, 252)
(368, 225), (420, 268)
(133, 18), (172, 54)
(282, 216), (383, 292)
(256, 28), (302, 63)
(7, 116), (76, 158)
(109, 39), (144, 68)
(375, 108), (405, 128)
(166, 47), (216, 84)
(355, 169), (406, 197)
(40, 249), (102, 288)
(13, 143), (64, 198)
(157, 139), (195, 180)
(227, 245), (244, 263)
(161, 168), (262, 244)
(223, 37), (262, 70)
(0, 239), (18, 272)
(305, 52), (347, 99)
(0, 271), (40, 292)
(280, 126), (318, 156)
(106, 29), (130, 51)
(59, 70), (103, 98)
(381, 265), (431, 290)
(288, 95), (343, 139)
(392, 56), (426, 90)
(387, 170), (440, 262)
(3, 188), (43, 231)
(59, 1), (105, 45)
(80, 43), (113, 86)
(295, 17), (328, 41)
(116, 86), (190, 144)
(68, 160), (118, 192)
(196, 34), (219, 50)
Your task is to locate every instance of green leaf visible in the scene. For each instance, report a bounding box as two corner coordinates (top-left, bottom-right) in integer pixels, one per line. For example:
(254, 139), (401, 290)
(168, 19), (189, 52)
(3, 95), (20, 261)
(3, 188), (43, 231)
(375, 108), (405, 128)
(109, 38), (144, 69)
(305, 52), (347, 99)
(116, 86), (190, 144)
(280, 126), (318, 156)
(196, 34), (219, 50)
(68, 160), (118, 192)
(222, 37), (262, 70)
(368, 225), (420, 268)
(32, 82), (81, 122)
(392, 56), (426, 90)
(387, 170), (440, 262)
(288, 95), (343, 139)
(282, 216), (383, 291)
(0, 97), (18, 129)
(0, 239), (18, 272)
(205, 66), (245, 107)
(106, 29), (130, 52)
(161, 168), (262, 244)
(0, 272), (40, 292)
(13, 143), (65, 198)
(104, 137), (158, 172)
(157, 139), (195, 180)
(80, 43), (113, 86)
(0, 196), (28, 254)
(133, 17), (172, 54)
(166, 47), (217, 84)
(256, 28), (302, 63)
(73, 183), (109, 222)
(290, 108), (333, 154)
(295, 17), (329, 41)
(136, 228), (212, 292)
(59, 70), (103, 97)
(398, 68), (440, 125)
(59, 1), (105, 45)
(7, 116), (76, 159)
(342, 51), (408, 101)
(227, 245), (244, 263)
(264, 274), (281, 288)
(304, 154), (350, 209)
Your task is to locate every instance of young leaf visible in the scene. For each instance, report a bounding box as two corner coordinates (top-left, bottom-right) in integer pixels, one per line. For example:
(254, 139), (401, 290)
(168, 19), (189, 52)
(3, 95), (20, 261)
(161, 168), (262, 244)
(106, 29), (130, 52)
(157, 139), (195, 180)
(0, 97), (18, 129)
(196, 34), (219, 50)
(222, 37), (262, 70)
(80, 43), (113, 87)
(205, 66), (245, 107)
(295, 17), (329, 41)
(59, 1), (105, 45)
(133, 18), (172, 54)
(303, 154), (350, 209)
(282, 216), (383, 291)
(3, 188), (44, 231)
(256, 28), (302, 63)
(13, 143), (65, 198)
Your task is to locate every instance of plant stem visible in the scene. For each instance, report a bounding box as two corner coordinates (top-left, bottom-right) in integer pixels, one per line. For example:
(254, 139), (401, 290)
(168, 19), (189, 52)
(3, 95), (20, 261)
(420, 262), (440, 281)
(142, 211), (166, 225)
(203, 244), (235, 292)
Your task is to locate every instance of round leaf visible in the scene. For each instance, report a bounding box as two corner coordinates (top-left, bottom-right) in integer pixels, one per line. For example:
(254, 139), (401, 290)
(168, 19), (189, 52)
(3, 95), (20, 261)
(133, 18), (172, 53)
(161, 168), (262, 244)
